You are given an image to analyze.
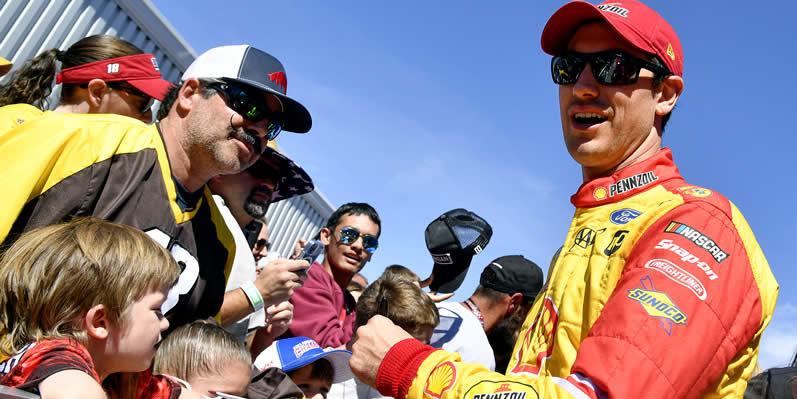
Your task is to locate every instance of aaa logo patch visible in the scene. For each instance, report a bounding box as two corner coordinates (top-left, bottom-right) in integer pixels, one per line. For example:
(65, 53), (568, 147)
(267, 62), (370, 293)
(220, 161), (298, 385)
(424, 361), (457, 399)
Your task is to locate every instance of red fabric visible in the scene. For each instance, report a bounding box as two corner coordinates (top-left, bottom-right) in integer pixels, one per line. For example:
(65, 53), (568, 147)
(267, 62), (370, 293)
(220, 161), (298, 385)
(376, 338), (439, 399)
(286, 262), (357, 347)
(55, 53), (171, 100)
(0, 338), (99, 392)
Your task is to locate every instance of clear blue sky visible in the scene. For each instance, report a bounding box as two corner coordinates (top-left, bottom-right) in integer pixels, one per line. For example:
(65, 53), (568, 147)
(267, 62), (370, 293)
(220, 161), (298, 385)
(151, 0), (797, 369)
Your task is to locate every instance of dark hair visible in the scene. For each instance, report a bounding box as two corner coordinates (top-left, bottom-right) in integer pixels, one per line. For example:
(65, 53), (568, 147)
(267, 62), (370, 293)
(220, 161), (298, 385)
(325, 202), (381, 237)
(0, 35), (143, 109)
(472, 284), (511, 307)
(156, 78), (218, 121)
(649, 55), (674, 134)
(287, 357), (334, 384)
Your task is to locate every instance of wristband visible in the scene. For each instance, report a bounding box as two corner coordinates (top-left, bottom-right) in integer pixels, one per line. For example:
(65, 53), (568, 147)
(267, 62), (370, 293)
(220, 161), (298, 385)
(241, 282), (264, 312)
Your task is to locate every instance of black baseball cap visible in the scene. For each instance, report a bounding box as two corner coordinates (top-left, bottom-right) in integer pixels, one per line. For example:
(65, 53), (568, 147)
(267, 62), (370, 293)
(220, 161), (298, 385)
(425, 208), (492, 293)
(480, 255), (543, 300)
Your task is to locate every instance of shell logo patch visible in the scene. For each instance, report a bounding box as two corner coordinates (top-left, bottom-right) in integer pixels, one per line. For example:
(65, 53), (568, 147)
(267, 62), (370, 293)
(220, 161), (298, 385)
(593, 186), (608, 201)
(628, 276), (687, 335)
(678, 186), (712, 198)
(424, 361), (457, 399)
(464, 380), (539, 399)
(666, 43), (676, 61)
(510, 297), (558, 376)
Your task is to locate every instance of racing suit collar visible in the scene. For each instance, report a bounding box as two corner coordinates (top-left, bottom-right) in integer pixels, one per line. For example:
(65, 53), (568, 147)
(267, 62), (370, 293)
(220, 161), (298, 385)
(571, 148), (681, 208)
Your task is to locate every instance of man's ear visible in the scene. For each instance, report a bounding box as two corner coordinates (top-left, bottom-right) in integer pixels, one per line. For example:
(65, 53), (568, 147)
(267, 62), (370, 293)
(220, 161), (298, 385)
(506, 293), (525, 315)
(86, 79), (109, 110)
(319, 227), (332, 246)
(175, 78), (203, 115)
(655, 75), (684, 117)
(84, 304), (111, 340)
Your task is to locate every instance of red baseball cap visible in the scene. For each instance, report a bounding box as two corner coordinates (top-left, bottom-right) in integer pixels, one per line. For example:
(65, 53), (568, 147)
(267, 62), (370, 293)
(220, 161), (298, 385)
(55, 53), (172, 100)
(541, 0), (683, 77)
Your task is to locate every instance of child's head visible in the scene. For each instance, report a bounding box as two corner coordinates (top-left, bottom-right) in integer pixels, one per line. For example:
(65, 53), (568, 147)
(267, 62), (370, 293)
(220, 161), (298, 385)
(153, 321), (252, 397)
(254, 336), (353, 399)
(287, 359), (333, 399)
(356, 275), (439, 344)
(381, 264), (420, 285)
(0, 217), (179, 362)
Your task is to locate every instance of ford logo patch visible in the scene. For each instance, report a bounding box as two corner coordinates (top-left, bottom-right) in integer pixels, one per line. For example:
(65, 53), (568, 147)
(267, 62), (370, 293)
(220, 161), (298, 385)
(611, 208), (642, 225)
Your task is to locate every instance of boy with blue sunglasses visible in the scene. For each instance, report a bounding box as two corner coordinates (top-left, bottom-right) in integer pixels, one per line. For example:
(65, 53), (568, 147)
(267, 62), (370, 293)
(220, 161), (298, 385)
(284, 202), (381, 349)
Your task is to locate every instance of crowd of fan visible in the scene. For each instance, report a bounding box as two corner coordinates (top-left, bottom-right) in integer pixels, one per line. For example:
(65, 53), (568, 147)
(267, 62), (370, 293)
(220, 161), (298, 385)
(0, 0), (789, 398)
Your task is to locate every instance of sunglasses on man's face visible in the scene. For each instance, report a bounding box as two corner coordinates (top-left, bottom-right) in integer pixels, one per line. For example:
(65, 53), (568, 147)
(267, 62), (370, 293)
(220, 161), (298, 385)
(208, 81), (283, 141)
(551, 50), (670, 86)
(254, 238), (271, 251)
(338, 226), (378, 253)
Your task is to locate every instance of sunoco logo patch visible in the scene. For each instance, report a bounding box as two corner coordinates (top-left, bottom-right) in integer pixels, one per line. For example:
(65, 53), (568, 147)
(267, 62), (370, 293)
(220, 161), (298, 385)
(627, 276), (687, 335)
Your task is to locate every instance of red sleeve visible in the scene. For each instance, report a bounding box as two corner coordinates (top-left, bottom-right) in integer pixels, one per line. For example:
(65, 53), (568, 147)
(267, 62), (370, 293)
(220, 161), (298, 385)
(136, 370), (182, 399)
(287, 264), (355, 347)
(571, 200), (763, 398)
(0, 339), (99, 390)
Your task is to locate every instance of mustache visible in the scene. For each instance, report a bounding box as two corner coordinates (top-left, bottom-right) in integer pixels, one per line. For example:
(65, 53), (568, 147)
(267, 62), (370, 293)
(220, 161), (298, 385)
(232, 127), (263, 155)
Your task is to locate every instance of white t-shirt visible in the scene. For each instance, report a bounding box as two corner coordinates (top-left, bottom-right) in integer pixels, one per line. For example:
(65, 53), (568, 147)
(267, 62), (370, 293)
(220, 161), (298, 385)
(213, 195), (266, 340)
(429, 301), (495, 371)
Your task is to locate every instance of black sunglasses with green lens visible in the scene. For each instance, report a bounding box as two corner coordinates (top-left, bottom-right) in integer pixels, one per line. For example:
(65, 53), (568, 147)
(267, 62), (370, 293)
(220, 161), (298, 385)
(551, 50), (670, 86)
(208, 80), (284, 141)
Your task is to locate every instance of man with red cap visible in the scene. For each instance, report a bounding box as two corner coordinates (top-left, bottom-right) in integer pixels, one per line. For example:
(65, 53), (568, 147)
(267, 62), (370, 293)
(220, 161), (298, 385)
(348, 1), (778, 398)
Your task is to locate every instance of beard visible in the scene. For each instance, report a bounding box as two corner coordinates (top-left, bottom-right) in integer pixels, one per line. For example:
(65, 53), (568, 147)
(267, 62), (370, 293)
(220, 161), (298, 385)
(487, 308), (528, 372)
(243, 187), (271, 218)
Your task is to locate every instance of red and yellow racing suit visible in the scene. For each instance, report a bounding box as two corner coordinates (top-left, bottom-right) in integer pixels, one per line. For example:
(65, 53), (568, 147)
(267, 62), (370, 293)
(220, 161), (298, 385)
(375, 149), (778, 399)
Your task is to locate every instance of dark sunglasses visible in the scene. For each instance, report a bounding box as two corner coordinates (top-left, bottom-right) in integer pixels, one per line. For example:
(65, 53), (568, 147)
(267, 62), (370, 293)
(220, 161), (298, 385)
(107, 81), (155, 114)
(551, 50), (670, 86)
(254, 238), (271, 251)
(338, 226), (379, 253)
(207, 80), (283, 141)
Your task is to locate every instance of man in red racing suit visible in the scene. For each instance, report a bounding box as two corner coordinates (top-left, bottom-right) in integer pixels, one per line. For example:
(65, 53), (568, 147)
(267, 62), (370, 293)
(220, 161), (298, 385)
(348, 1), (778, 398)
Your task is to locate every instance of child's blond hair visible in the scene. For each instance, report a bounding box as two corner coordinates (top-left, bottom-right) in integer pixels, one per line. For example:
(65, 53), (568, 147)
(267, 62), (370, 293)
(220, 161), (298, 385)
(152, 321), (251, 380)
(0, 217), (179, 355)
(355, 275), (439, 340)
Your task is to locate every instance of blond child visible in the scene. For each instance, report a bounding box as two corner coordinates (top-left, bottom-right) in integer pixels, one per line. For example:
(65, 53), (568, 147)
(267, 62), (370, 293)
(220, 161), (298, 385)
(153, 321), (252, 398)
(0, 218), (182, 399)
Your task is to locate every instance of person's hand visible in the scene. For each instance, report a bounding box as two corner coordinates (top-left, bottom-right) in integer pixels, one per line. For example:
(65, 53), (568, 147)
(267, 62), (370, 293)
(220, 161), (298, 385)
(427, 291), (454, 302)
(293, 238), (307, 259)
(254, 258), (310, 306)
(418, 273), (454, 302)
(265, 300), (293, 338)
(350, 315), (413, 388)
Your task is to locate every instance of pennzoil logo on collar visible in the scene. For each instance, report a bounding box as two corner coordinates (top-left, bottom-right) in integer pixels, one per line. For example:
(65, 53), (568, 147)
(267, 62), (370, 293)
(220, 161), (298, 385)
(465, 381), (539, 399)
(627, 276), (687, 335)
(664, 221), (728, 263)
(597, 3), (629, 17)
(609, 171), (658, 197)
